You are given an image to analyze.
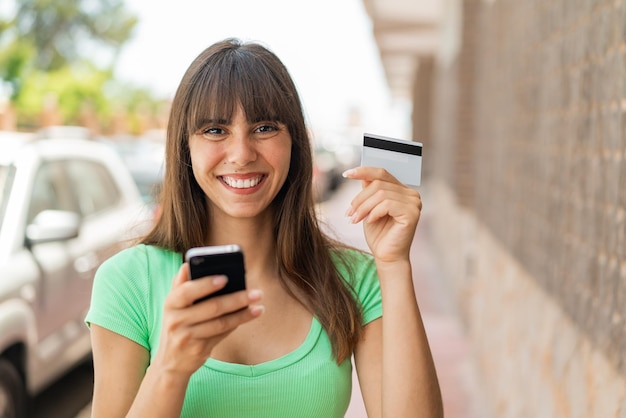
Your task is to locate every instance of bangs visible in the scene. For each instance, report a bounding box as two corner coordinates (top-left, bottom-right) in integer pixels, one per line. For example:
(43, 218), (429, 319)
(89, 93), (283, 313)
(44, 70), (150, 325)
(186, 47), (298, 133)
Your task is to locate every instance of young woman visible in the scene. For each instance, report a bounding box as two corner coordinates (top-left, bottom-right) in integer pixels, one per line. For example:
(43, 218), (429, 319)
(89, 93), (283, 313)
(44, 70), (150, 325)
(86, 38), (442, 417)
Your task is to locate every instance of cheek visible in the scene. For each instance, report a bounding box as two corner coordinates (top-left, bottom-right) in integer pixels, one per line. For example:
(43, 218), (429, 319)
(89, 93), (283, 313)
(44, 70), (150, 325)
(276, 149), (292, 176)
(261, 140), (291, 172)
(188, 152), (214, 190)
(189, 141), (222, 176)
(280, 141), (293, 167)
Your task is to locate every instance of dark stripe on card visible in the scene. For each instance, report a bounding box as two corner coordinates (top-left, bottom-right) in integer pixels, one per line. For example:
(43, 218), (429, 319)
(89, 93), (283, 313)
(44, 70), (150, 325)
(363, 135), (422, 156)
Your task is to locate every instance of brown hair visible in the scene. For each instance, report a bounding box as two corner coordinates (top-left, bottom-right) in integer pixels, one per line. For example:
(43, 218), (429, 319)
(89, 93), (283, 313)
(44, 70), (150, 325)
(141, 38), (363, 362)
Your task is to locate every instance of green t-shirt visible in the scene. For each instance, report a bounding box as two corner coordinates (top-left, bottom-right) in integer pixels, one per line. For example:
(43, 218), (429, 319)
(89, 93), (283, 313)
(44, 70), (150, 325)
(86, 244), (382, 417)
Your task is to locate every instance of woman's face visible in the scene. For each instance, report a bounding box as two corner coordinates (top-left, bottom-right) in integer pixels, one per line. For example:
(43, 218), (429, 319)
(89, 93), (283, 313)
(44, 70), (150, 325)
(189, 105), (292, 222)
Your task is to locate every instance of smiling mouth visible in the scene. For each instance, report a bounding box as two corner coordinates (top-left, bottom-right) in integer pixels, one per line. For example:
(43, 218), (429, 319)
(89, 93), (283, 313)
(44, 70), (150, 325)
(220, 175), (265, 189)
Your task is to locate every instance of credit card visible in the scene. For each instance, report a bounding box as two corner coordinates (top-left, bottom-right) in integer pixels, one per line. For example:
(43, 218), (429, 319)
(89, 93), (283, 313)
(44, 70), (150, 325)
(360, 133), (422, 187)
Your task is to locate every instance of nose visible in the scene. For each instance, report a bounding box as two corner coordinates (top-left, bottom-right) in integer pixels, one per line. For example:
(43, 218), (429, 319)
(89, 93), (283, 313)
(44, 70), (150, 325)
(226, 134), (257, 166)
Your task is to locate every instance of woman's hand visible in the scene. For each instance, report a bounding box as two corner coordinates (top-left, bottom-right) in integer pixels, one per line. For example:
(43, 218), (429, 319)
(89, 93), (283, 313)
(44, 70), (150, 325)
(153, 264), (264, 378)
(343, 166), (422, 264)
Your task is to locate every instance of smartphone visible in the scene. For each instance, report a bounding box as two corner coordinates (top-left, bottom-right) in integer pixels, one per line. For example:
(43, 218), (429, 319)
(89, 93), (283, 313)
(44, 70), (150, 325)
(185, 244), (246, 302)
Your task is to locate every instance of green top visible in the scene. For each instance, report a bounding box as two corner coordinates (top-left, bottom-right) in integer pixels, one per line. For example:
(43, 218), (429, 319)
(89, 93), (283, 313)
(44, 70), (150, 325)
(86, 244), (382, 417)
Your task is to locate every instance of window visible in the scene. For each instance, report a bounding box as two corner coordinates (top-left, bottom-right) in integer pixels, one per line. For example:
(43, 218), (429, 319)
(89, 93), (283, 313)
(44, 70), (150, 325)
(0, 165), (16, 231)
(65, 160), (121, 216)
(28, 161), (78, 224)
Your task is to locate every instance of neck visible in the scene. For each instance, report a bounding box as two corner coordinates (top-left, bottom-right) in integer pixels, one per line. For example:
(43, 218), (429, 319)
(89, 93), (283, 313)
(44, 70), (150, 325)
(207, 211), (278, 287)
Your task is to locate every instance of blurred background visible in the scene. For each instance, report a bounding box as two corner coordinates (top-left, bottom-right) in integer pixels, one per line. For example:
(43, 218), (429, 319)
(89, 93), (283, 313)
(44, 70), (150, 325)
(2, 0), (626, 417)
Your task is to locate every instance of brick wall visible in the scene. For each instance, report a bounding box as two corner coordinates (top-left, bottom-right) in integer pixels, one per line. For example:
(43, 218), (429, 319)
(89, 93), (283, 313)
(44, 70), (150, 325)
(412, 55), (435, 176)
(429, 181), (626, 417)
(428, 0), (626, 414)
(430, 0), (481, 207)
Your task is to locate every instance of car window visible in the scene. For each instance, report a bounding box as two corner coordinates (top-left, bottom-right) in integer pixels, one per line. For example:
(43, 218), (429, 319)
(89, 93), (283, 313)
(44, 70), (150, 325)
(28, 161), (78, 224)
(0, 164), (16, 228)
(65, 160), (121, 216)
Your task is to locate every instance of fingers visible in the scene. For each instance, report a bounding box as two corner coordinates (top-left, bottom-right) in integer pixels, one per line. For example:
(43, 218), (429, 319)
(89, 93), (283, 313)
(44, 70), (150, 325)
(157, 265), (265, 375)
(163, 284), (264, 344)
(188, 301), (265, 339)
(343, 167), (421, 224)
(342, 166), (401, 186)
(166, 289), (264, 340)
(170, 263), (228, 308)
(169, 268), (260, 313)
(186, 288), (263, 324)
(173, 262), (190, 286)
(168, 263), (265, 325)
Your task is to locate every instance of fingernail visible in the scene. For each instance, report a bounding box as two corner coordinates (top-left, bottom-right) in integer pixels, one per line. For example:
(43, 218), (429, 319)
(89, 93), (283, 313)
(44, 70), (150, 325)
(342, 168), (356, 178)
(212, 275), (228, 286)
(248, 289), (263, 301)
(250, 305), (265, 316)
(345, 206), (354, 217)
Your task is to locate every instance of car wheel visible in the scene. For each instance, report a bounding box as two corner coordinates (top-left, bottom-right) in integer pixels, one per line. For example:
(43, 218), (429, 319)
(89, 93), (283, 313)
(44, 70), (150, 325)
(0, 359), (26, 418)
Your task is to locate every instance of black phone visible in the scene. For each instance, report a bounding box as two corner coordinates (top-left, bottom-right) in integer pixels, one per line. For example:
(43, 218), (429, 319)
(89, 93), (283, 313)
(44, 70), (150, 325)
(185, 245), (246, 302)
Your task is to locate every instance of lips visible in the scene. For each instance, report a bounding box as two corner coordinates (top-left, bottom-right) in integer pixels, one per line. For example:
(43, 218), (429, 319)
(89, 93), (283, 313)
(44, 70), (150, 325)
(220, 175), (265, 189)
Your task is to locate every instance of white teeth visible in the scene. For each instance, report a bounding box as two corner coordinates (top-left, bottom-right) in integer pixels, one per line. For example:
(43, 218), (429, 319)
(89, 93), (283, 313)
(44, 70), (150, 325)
(222, 176), (263, 189)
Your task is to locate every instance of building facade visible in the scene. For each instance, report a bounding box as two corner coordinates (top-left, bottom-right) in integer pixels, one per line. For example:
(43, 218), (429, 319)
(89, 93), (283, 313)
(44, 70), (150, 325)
(364, 0), (626, 416)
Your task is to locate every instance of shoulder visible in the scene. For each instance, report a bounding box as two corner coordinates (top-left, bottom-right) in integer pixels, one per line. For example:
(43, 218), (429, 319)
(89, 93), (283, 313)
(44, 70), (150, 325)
(331, 248), (378, 296)
(88, 244), (179, 348)
(331, 248), (377, 281)
(331, 247), (382, 324)
(90, 244), (181, 319)
(96, 244), (179, 287)
(101, 244), (178, 269)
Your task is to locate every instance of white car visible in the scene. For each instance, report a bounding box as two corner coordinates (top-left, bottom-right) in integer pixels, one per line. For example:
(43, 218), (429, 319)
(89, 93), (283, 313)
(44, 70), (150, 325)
(0, 132), (151, 417)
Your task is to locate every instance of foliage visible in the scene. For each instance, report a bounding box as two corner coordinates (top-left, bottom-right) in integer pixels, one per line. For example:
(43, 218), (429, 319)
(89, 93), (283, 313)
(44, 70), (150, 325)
(13, 62), (112, 128)
(0, 0), (166, 133)
(12, 0), (138, 71)
(0, 39), (35, 100)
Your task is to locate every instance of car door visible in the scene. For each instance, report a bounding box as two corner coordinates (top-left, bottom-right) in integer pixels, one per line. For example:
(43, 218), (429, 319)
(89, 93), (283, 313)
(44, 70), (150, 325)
(28, 155), (132, 364)
(26, 160), (81, 357)
(62, 158), (128, 325)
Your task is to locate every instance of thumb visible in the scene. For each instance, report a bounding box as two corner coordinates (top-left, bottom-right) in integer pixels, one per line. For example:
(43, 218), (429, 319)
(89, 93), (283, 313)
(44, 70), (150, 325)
(173, 262), (190, 287)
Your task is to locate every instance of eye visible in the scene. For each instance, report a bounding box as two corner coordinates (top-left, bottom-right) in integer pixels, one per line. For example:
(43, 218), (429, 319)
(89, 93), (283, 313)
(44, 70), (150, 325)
(255, 124), (276, 133)
(199, 126), (227, 139)
(254, 123), (283, 137)
(203, 127), (224, 135)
